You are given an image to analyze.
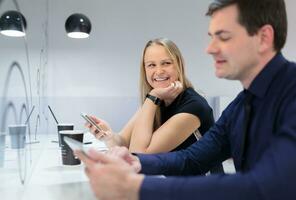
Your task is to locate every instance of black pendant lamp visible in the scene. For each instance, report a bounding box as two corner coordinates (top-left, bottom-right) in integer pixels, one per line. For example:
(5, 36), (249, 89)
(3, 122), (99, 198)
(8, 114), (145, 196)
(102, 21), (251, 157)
(65, 13), (91, 39)
(0, 10), (27, 37)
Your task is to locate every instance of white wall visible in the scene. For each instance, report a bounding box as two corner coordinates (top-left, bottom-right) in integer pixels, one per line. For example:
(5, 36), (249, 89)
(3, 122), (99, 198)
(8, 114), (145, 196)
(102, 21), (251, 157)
(47, 0), (238, 132)
(47, 0), (242, 98)
(1, 0), (295, 133)
(283, 0), (296, 60)
(46, 0), (296, 132)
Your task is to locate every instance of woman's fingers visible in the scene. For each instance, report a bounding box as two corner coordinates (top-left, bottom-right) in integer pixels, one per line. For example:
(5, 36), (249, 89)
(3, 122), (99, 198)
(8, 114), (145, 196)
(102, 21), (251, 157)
(84, 116), (110, 138)
(150, 81), (183, 102)
(167, 81), (182, 94)
(89, 115), (101, 123)
(93, 129), (111, 140)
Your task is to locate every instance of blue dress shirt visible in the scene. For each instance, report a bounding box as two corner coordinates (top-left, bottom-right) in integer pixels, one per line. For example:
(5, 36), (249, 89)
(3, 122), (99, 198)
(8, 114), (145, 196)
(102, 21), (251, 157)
(138, 53), (296, 200)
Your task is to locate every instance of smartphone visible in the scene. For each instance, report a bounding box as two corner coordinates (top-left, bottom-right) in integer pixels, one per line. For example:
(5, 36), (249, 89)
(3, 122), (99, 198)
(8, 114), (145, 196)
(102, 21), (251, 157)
(80, 113), (102, 131)
(63, 136), (90, 157)
(64, 136), (108, 156)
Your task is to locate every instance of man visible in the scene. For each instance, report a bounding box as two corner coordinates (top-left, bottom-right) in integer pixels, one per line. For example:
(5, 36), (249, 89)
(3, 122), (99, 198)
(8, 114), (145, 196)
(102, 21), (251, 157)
(76, 0), (296, 199)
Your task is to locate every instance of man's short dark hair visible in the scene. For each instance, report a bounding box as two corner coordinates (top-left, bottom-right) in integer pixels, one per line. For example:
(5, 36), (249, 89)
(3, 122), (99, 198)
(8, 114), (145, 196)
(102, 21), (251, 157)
(206, 0), (287, 52)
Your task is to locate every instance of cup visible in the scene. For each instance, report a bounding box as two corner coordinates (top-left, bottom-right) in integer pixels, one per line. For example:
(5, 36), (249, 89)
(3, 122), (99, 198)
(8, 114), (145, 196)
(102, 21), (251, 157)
(8, 124), (27, 149)
(59, 130), (84, 165)
(0, 132), (6, 167)
(57, 123), (74, 147)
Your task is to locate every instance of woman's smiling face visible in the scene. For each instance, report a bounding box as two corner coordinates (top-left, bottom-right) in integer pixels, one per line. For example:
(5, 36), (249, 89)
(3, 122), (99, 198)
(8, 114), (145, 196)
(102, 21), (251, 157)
(144, 44), (179, 89)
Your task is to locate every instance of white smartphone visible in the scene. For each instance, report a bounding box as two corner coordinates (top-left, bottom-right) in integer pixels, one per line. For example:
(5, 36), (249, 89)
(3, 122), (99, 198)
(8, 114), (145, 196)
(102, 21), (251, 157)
(64, 136), (108, 157)
(80, 113), (102, 131)
(63, 136), (90, 157)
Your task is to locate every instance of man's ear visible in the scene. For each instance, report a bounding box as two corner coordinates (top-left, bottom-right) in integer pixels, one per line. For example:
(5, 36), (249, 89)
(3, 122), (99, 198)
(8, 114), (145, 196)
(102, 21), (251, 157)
(258, 24), (275, 53)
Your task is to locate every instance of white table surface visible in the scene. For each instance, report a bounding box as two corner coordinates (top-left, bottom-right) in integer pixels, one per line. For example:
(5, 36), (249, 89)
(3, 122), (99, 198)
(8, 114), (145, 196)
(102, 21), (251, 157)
(0, 133), (104, 200)
(0, 133), (235, 200)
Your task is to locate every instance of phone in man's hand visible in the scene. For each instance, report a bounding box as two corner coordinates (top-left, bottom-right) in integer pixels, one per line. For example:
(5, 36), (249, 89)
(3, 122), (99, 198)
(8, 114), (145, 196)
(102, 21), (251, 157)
(64, 136), (108, 159)
(63, 136), (90, 158)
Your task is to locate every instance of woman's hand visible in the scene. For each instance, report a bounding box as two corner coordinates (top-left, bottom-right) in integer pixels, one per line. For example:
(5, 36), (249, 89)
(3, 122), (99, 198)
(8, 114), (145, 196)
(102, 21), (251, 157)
(150, 81), (183, 106)
(85, 116), (113, 141)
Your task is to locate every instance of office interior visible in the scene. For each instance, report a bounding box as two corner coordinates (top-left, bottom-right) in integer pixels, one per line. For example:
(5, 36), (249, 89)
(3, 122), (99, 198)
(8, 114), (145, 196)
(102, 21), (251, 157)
(0, 0), (295, 199)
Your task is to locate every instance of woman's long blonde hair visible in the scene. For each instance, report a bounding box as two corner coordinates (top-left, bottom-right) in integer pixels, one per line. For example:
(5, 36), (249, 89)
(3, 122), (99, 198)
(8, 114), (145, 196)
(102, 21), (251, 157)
(139, 38), (193, 130)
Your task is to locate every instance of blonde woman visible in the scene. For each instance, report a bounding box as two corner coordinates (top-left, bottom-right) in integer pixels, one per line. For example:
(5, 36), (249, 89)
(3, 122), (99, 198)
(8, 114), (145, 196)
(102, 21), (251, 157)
(88, 38), (215, 154)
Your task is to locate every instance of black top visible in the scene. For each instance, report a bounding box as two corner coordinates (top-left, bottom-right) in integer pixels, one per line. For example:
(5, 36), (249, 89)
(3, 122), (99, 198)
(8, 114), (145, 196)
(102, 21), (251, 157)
(160, 87), (214, 151)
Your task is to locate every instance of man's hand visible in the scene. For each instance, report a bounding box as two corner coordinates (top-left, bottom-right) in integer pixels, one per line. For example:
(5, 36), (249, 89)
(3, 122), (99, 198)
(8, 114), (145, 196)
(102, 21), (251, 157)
(75, 148), (143, 200)
(107, 146), (142, 173)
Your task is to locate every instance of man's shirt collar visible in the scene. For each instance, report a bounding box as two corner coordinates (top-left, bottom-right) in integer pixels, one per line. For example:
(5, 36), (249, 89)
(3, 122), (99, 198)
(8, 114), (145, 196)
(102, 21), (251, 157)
(248, 53), (287, 98)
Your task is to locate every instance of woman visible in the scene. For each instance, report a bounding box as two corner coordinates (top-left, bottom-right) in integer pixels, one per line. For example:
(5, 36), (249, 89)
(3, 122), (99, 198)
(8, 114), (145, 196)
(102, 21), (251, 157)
(88, 38), (215, 154)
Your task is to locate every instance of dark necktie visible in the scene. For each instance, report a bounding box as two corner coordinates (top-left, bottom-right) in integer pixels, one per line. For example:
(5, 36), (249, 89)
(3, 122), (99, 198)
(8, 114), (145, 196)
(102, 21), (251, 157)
(240, 92), (253, 170)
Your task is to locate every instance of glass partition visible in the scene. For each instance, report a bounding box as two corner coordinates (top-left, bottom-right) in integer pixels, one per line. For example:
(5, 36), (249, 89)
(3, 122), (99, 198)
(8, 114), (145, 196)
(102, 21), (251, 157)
(0, 0), (49, 190)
